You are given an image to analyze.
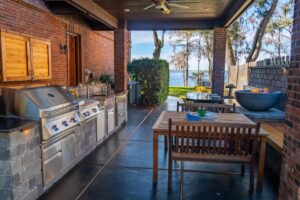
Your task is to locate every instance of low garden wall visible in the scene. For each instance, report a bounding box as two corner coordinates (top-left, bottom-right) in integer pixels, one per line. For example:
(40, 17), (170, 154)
(228, 57), (289, 110)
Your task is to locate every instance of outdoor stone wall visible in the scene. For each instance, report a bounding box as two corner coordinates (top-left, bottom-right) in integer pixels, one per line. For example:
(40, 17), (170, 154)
(0, 124), (43, 200)
(279, 0), (300, 199)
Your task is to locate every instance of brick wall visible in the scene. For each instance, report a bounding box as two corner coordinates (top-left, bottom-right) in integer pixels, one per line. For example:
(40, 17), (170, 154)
(279, 0), (300, 199)
(114, 22), (129, 93)
(212, 28), (226, 97)
(248, 66), (288, 110)
(0, 0), (114, 87)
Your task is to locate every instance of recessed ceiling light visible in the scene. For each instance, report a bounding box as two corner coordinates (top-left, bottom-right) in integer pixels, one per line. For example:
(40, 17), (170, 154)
(124, 9), (130, 12)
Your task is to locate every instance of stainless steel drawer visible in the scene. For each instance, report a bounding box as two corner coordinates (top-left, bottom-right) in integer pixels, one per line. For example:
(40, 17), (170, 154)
(43, 141), (62, 161)
(43, 151), (63, 185)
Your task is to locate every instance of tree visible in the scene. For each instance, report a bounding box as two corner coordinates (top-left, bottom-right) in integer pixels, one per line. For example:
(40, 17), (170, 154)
(169, 31), (195, 86)
(246, 0), (279, 62)
(194, 32), (203, 85)
(153, 30), (166, 60)
(170, 51), (187, 85)
(226, 19), (247, 82)
(199, 31), (213, 81)
(264, 0), (293, 57)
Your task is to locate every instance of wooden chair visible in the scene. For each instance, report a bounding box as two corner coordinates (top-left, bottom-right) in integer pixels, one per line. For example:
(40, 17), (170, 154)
(164, 102), (237, 151)
(177, 102), (236, 113)
(168, 119), (260, 197)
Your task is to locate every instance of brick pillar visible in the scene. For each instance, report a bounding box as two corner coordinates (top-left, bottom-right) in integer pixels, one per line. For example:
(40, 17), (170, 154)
(279, 1), (300, 199)
(114, 21), (130, 93)
(212, 28), (226, 97)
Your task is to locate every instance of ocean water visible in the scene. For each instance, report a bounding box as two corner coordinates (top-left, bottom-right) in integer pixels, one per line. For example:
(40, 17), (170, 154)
(169, 70), (228, 86)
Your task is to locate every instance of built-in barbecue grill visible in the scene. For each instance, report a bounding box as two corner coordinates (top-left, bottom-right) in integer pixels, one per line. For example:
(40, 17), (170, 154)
(5, 86), (80, 141)
(2, 86), (81, 187)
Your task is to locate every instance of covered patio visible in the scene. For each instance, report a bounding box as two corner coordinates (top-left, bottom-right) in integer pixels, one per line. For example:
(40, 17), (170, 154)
(40, 98), (279, 200)
(0, 0), (299, 200)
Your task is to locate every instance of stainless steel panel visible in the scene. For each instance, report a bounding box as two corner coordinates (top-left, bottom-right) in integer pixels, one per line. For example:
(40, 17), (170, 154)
(107, 108), (115, 134)
(61, 133), (76, 168)
(97, 109), (106, 141)
(43, 151), (63, 185)
(42, 141), (62, 161)
(16, 86), (73, 109)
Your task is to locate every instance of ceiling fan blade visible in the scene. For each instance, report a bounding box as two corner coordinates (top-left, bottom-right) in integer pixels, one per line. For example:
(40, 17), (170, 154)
(168, 3), (190, 9)
(143, 3), (156, 10)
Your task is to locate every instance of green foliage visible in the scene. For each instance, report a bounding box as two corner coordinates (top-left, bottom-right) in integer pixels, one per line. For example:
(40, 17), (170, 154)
(128, 58), (169, 105)
(99, 74), (114, 85)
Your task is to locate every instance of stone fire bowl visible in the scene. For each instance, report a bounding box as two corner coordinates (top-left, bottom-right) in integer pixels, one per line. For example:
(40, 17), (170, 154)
(235, 90), (282, 111)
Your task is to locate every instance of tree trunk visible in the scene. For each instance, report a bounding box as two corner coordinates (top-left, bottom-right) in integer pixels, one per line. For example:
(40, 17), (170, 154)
(197, 58), (201, 85)
(208, 58), (212, 82)
(183, 68), (187, 86)
(153, 30), (165, 60)
(226, 37), (236, 83)
(246, 0), (278, 62)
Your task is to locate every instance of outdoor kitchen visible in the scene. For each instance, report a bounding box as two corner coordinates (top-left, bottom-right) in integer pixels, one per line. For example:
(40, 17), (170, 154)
(0, 84), (128, 199)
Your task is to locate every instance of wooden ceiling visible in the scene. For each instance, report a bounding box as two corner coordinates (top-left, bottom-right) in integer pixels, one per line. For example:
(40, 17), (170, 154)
(45, 0), (254, 30)
(93, 0), (234, 20)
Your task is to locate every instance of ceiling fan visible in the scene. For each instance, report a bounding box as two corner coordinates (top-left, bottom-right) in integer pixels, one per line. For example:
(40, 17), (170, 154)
(143, 0), (191, 15)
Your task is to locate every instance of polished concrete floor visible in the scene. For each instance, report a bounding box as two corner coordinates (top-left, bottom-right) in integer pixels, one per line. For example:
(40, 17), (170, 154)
(40, 97), (279, 200)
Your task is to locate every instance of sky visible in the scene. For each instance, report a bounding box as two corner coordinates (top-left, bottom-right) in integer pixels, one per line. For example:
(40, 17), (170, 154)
(130, 0), (292, 71)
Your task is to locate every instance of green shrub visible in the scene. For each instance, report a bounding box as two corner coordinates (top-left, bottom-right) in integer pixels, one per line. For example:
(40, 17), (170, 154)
(128, 58), (169, 105)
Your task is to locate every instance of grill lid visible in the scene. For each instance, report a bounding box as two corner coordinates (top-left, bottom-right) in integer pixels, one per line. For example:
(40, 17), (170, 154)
(18, 86), (73, 109)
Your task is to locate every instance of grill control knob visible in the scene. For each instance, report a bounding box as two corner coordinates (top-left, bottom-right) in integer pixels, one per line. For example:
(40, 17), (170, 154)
(71, 117), (77, 123)
(52, 125), (59, 132)
(92, 108), (98, 113)
(62, 121), (69, 127)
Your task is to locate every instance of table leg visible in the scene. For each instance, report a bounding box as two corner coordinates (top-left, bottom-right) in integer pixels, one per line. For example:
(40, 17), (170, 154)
(257, 136), (266, 192)
(153, 131), (159, 184)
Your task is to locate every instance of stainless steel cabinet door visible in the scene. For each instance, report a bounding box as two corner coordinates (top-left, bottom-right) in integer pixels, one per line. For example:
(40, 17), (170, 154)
(61, 133), (76, 168)
(107, 108), (115, 134)
(97, 110), (106, 141)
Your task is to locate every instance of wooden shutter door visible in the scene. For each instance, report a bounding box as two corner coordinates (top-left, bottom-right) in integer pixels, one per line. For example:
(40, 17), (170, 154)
(31, 39), (51, 80)
(0, 31), (31, 81)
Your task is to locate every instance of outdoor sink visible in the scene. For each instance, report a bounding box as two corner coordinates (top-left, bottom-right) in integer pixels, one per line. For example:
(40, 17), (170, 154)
(235, 90), (282, 111)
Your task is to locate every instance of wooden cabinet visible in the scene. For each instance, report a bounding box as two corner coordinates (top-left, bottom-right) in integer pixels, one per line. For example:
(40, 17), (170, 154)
(31, 39), (51, 80)
(0, 32), (31, 81)
(0, 30), (51, 82)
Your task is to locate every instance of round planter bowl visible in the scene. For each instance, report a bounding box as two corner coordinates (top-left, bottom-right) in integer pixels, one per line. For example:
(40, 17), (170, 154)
(235, 90), (282, 111)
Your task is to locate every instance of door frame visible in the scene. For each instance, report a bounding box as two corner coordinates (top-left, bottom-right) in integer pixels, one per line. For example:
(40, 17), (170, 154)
(68, 34), (82, 86)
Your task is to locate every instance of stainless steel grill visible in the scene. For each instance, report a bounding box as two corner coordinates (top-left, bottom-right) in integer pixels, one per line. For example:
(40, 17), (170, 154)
(2, 86), (80, 141)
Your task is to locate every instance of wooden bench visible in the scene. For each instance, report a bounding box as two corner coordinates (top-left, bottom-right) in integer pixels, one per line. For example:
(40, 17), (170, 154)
(167, 119), (261, 195)
(261, 122), (284, 152)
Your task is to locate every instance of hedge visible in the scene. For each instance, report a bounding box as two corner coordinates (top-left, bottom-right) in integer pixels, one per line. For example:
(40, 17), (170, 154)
(128, 58), (169, 105)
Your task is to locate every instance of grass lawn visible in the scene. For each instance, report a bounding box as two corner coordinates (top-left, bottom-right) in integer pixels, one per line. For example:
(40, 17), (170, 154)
(169, 86), (194, 98)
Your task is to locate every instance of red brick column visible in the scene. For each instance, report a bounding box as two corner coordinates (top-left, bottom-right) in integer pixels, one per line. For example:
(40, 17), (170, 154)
(279, 1), (300, 199)
(212, 28), (226, 97)
(114, 22), (130, 93)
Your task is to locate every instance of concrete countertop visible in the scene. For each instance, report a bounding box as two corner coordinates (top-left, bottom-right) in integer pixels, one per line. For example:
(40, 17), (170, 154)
(0, 117), (36, 133)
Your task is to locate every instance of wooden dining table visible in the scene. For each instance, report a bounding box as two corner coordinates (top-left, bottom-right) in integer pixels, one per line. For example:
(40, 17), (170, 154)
(152, 111), (268, 192)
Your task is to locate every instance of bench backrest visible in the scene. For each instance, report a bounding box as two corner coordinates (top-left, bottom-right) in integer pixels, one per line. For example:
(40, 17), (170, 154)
(177, 102), (236, 113)
(168, 119), (260, 156)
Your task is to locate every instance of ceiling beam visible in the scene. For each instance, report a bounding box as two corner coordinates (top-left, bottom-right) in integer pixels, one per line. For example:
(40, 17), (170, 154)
(222, 0), (254, 27)
(45, 0), (118, 29)
(127, 19), (216, 30)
